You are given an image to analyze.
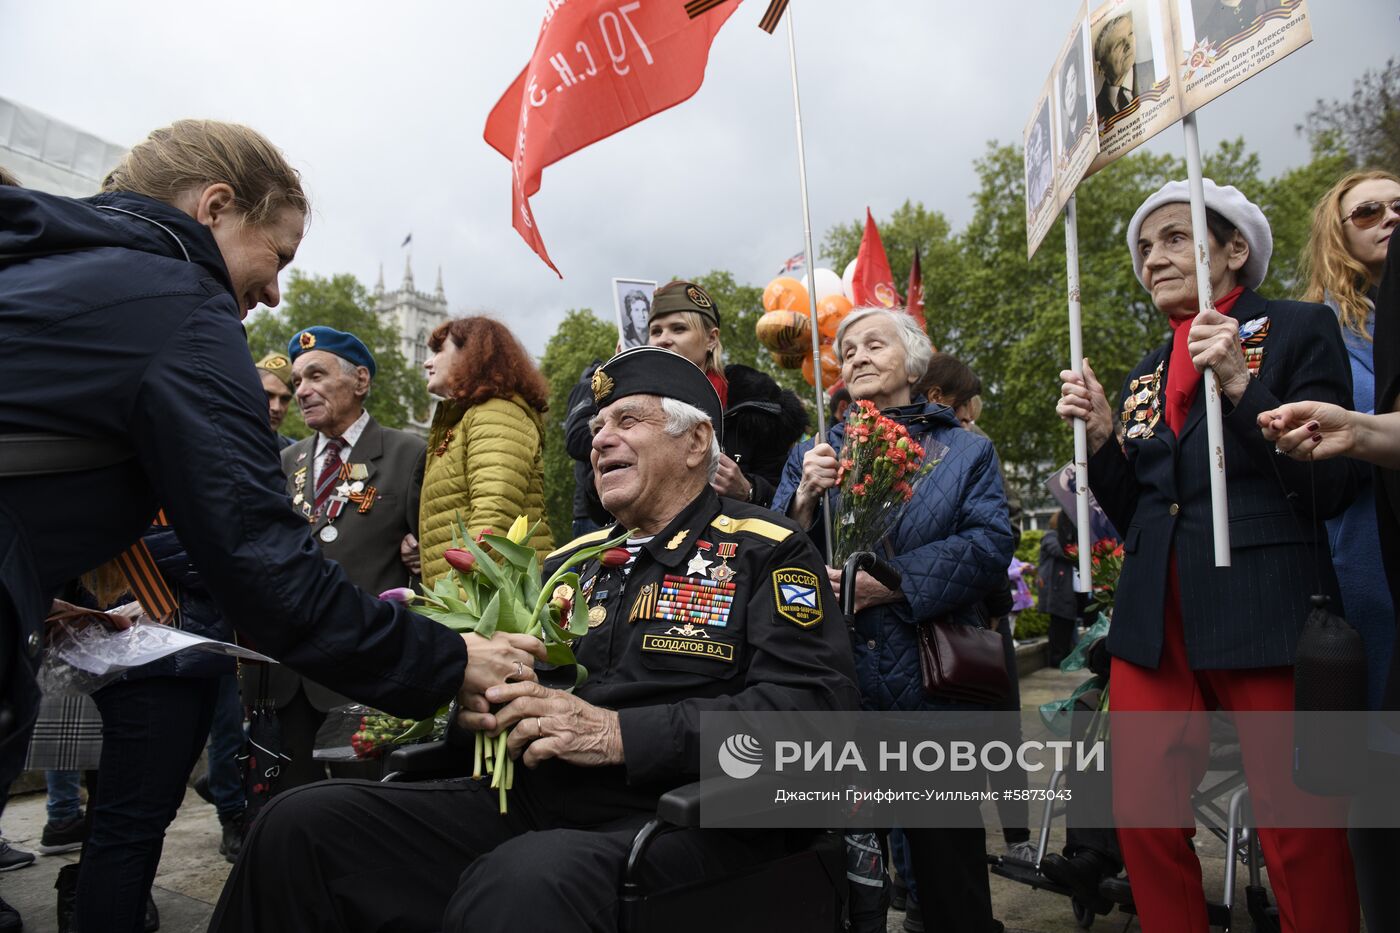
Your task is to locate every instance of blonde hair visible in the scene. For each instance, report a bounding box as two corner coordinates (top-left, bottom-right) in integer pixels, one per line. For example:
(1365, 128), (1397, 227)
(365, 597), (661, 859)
(653, 310), (724, 376)
(101, 119), (309, 227)
(1299, 169), (1400, 342)
(0, 165), (20, 187)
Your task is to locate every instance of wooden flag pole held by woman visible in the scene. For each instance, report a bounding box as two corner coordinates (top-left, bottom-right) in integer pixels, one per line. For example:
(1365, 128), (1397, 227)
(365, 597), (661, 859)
(783, 1), (834, 563)
(1063, 194), (1094, 592)
(1182, 112), (1232, 567)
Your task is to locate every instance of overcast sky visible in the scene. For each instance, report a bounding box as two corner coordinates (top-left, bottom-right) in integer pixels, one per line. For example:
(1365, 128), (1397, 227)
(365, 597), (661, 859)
(2, 0), (1392, 354)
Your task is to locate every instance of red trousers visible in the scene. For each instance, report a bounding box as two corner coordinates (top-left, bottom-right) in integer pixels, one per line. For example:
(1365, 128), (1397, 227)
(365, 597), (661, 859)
(1110, 566), (1359, 933)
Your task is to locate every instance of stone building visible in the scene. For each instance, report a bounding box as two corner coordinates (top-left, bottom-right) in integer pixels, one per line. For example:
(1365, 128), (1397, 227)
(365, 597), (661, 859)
(373, 257), (448, 432)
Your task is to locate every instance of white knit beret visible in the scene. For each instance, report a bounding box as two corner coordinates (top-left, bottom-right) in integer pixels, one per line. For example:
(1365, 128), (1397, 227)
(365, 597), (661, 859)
(1125, 178), (1272, 292)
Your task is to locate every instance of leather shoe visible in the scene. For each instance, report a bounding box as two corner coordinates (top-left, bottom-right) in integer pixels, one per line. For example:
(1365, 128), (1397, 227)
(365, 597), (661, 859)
(1039, 849), (1112, 905)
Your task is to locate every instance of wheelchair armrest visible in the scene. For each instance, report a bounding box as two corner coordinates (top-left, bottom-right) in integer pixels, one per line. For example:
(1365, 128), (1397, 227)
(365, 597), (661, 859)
(654, 780), (708, 829)
(381, 740), (474, 781)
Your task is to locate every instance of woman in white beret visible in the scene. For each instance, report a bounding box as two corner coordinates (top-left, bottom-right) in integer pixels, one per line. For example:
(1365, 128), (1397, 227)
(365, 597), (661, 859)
(1056, 178), (1360, 932)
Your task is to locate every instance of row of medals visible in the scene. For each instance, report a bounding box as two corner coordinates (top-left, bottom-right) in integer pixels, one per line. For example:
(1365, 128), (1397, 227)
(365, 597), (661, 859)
(582, 540), (738, 630)
(294, 462), (370, 544)
(1121, 362), (1164, 440)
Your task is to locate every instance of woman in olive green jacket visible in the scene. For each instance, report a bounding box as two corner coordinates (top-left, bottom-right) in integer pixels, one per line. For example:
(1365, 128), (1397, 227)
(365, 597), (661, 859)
(419, 316), (553, 587)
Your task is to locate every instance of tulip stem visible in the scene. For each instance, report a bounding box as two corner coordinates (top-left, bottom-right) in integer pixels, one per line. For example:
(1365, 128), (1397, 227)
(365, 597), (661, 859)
(472, 731), (482, 779)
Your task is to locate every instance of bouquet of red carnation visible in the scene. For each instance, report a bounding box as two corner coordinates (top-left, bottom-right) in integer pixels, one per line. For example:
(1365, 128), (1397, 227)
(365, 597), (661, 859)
(349, 711), (418, 760)
(1064, 537), (1125, 616)
(831, 399), (943, 565)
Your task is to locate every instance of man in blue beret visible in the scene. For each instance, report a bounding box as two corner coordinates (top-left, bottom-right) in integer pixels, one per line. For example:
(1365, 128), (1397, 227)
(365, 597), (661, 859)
(255, 326), (427, 787)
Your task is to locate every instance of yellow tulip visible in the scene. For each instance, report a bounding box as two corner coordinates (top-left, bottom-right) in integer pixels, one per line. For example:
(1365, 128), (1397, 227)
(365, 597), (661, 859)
(507, 515), (530, 544)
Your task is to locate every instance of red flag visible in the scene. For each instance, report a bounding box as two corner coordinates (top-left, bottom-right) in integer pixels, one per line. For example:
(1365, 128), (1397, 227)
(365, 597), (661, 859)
(906, 245), (925, 325)
(851, 208), (902, 309)
(484, 1), (741, 276)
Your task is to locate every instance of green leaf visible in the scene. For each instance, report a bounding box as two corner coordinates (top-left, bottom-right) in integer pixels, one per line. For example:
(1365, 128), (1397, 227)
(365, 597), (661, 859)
(477, 591), (501, 638)
(394, 715), (438, 743)
(482, 533), (536, 571)
(495, 588), (522, 635)
(457, 534), (508, 590)
(568, 593), (590, 636)
(544, 641), (576, 667)
(430, 611), (482, 633)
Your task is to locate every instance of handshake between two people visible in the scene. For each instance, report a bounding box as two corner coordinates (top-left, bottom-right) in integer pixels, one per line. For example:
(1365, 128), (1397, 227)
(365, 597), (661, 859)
(455, 632), (623, 770)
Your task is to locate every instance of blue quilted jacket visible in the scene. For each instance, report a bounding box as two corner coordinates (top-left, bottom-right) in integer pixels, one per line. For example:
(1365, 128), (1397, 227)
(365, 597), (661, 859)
(773, 401), (1014, 711)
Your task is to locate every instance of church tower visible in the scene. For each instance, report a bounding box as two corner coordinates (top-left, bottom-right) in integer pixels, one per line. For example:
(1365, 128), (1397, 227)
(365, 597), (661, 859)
(373, 254), (449, 432)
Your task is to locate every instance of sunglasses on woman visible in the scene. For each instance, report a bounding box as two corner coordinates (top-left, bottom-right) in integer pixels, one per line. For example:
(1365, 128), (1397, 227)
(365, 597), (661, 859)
(1343, 198), (1400, 229)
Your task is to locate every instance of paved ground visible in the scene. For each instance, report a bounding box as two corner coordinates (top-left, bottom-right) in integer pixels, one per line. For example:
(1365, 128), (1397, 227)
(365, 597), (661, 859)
(0, 664), (1299, 933)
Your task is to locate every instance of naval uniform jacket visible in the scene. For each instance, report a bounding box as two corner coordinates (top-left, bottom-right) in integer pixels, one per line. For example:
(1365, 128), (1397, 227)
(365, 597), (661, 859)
(530, 486), (859, 823)
(1089, 289), (1359, 671)
(246, 417), (425, 711)
(0, 188), (463, 790)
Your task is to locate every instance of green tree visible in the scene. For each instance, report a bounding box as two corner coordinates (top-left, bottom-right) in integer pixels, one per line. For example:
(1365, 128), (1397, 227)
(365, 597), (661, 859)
(819, 200), (963, 350)
(538, 309), (619, 538)
(245, 271), (429, 437)
(1300, 57), (1400, 172)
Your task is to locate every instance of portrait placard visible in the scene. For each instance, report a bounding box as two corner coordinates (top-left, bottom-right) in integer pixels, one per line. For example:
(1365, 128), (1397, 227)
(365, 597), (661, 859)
(1024, 79), (1059, 260)
(1051, 4), (1101, 213)
(1172, 0), (1312, 116)
(1087, 0), (1183, 175)
(612, 278), (657, 350)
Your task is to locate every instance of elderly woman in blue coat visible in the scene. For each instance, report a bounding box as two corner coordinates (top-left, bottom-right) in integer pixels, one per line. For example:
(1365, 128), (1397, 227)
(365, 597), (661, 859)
(774, 306), (1014, 933)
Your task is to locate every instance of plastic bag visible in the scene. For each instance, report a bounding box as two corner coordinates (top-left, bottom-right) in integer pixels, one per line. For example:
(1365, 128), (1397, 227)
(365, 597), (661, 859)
(38, 607), (274, 696)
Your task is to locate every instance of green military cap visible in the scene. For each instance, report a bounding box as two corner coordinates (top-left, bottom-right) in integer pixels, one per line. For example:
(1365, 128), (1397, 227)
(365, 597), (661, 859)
(591, 346), (724, 445)
(255, 352), (293, 387)
(648, 280), (720, 328)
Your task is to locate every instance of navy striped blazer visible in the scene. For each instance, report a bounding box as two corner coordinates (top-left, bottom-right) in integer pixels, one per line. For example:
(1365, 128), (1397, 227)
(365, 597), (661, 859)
(1089, 289), (1361, 671)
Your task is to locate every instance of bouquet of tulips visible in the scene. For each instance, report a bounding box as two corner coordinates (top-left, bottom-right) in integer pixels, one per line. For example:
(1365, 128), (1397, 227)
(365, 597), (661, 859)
(380, 514), (629, 812)
(831, 400), (942, 565)
(1063, 537), (1125, 616)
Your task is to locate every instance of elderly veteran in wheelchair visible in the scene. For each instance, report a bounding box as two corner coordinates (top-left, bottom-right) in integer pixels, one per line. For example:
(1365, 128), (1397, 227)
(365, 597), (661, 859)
(210, 346), (859, 933)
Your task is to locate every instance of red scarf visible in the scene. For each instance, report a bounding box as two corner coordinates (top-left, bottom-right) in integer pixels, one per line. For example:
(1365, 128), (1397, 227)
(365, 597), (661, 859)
(707, 370), (729, 409)
(1163, 286), (1243, 434)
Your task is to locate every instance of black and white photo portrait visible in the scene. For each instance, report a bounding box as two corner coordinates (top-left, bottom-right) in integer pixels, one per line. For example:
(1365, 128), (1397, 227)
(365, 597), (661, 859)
(612, 278), (656, 349)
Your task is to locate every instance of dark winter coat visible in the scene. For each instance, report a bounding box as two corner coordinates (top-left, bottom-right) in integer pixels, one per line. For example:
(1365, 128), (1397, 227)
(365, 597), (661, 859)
(129, 523), (236, 680)
(773, 401), (1014, 711)
(0, 187), (464, 790)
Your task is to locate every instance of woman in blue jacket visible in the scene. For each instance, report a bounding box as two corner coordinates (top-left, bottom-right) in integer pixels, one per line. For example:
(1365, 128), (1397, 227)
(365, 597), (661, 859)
(774, 307), (1014, 933)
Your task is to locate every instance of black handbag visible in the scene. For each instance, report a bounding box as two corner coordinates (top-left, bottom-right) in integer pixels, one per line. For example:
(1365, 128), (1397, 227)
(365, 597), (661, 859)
(914, 608), (1010, 705)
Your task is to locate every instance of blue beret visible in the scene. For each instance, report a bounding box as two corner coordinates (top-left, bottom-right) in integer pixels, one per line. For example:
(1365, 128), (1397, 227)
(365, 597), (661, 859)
(287, 326), (377, 379)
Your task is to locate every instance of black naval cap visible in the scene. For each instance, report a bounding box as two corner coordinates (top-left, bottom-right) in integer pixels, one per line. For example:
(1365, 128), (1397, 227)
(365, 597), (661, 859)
(648, 280), (720, 328)
(591, 346), (724, 445)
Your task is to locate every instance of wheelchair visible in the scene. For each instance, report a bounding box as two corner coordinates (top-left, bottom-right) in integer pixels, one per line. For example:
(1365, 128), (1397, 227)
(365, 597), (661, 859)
(988, 725), (1282, 932)
(380, 739), (848, 933)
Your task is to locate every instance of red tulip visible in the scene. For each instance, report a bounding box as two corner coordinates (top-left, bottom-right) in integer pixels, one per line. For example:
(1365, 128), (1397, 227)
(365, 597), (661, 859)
(600, 547), (631, 568)
(444, 548), (477, 573)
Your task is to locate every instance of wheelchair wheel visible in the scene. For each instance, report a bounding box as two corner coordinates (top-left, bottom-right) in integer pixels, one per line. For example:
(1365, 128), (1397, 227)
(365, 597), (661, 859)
(1071, 897), (1095, 929)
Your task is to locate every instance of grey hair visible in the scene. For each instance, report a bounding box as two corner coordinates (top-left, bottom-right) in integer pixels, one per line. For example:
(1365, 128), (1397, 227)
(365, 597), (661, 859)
(336, 355), (372, 400)
(660, 397), (722, 483)
(1093, 13), (1132, 65)
(835, 307), (933, 380)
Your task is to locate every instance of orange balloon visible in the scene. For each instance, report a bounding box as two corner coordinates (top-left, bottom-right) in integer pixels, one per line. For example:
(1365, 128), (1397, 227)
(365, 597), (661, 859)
(770, 350), (806, 369)
(800, 345), (840, 387)
(755, 310), (811, 354)
(763, 277), (811, 313)
(816, 294), (852, 341)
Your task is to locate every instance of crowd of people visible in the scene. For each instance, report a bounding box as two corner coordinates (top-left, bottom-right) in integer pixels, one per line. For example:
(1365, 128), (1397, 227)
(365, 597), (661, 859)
(0, 117), (1396, 933)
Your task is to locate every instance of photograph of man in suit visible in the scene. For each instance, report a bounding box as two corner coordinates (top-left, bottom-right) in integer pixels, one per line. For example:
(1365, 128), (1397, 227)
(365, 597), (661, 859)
(1093, 11), (1156, 120)
(1058, 29), (1091, 158)
(252, 326), (427, 789)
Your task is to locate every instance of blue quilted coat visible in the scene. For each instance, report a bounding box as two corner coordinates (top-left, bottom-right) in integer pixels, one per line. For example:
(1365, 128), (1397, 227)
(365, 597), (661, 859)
(773, 401), (1014, 711)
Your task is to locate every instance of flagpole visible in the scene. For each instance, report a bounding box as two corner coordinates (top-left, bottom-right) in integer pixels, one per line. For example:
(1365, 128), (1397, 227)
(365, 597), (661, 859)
(1063, 195), (1093, 593)
(784, 1), (834, 564)
(1182, 112), (1231, 567)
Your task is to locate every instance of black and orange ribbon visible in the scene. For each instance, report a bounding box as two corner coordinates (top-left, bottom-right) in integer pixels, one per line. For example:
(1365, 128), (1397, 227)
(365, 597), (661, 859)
(684, 0), (788, 33)
(114, 509), (178, 622)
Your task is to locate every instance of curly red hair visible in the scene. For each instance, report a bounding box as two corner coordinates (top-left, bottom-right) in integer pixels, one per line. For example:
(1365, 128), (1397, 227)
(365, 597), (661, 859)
(428, 316), (549, 412)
